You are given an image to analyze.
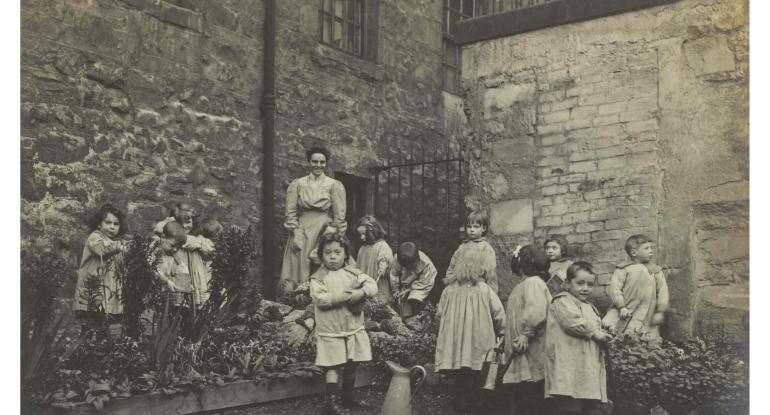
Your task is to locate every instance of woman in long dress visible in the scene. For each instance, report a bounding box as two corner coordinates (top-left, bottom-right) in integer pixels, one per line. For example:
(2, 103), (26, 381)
(279, 146), (347, 297)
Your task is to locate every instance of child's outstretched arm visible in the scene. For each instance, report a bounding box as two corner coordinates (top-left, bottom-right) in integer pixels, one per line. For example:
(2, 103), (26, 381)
(310, 278), (351, 310)
(410, 260), (437, 292)
(87, 232), (126, 256)
(551, 299), (610, 343)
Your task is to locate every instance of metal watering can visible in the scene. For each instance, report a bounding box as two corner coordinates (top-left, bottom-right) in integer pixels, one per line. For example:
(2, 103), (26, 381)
(381, 360), (427, 415)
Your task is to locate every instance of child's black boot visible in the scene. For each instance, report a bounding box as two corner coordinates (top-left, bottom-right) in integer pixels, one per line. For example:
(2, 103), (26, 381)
(340, 364), (368, 409)
(323, 383), (346, 415)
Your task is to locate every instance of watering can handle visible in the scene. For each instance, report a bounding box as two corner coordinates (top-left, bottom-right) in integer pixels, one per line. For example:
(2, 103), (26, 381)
(410, 365), (427, 388)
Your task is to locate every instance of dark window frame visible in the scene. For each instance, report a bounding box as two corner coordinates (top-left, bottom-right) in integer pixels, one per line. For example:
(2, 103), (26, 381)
(452, 0), (680, 45)
(442, 0), (474, 95)
(319, 0), (365, 57)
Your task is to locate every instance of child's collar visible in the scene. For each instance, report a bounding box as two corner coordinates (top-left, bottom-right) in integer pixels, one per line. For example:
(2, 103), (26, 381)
(466, 237), (486, 243)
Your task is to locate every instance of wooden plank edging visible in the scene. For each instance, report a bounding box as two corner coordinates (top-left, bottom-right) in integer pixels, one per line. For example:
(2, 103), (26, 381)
(41, 365), (378, 415)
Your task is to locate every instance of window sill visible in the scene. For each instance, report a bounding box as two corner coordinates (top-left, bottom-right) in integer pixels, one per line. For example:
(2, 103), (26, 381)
(313, 42), (386, 82)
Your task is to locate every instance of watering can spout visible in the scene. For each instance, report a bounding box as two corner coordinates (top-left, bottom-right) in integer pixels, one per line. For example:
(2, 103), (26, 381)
(381, 361), (427, 415)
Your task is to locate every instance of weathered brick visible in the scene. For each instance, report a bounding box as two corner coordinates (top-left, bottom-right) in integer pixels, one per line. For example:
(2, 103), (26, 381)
(534, 197), (554, 209)
(598, 156), (627, 171)
(593, 114), (620, 127)
(539, 90), (566, 102)
(562, 212), (591, 225)
(571, 160), (597, 173)
(537, 123), (564, 135)
(542, 109), (570, 124)
(595, 125), (624, 138)
(576, 221), (605, 233)
(542, 225), (575, 236)
(567, 232), (591, 244)
(598, 101), (626, 115)
(540, 203), (569, 216)
(542, 184), (569, 196)
(590, 209), (622, 221)
(595, 145), (626, 159)
(592, 230), (623, 241)
(567, 127), (594, 140)
(540, 133), (567, 146)
(620, 109), (654, 122)
(559, 173), (587, 184)
(551, 193), (586, 206)
(597, 273), (613, 285)
(578, 93), (608, 106)
(570, 150), (598, 164)
(536, 215), (563, 227)
(604, 218), (636, 230)
(537, 176), (560, 187)
(626, 96), (658, 112)
(540, 97), (578, 113)
(538, 155), (568, 167)
(543, 68), (570, 83)
(565, 118), (592, 131)
(570, 105), (598, 119)
(626, 119), (658, 133)
(566, 84), (594, 97)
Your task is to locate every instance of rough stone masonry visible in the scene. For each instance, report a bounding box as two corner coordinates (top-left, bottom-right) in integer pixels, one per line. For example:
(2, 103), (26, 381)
(460, 0), (748, 340)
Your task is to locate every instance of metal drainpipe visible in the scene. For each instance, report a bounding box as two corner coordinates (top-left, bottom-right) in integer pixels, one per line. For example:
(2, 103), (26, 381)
(261, 0), (276, 300)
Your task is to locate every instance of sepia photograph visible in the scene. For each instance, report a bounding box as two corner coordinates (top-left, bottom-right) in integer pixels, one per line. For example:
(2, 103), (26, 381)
(17, 0), (751, 414)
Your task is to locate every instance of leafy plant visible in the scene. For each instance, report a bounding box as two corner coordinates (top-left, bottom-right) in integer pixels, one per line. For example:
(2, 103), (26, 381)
(21, 246), (82, 407)
(116, 234), (162, 339)
(607, 335), (749, 415)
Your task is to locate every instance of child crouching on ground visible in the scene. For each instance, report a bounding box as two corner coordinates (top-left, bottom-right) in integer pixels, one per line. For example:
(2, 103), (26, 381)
(545, 262), (613, 415)
(310, 232), (378, 414)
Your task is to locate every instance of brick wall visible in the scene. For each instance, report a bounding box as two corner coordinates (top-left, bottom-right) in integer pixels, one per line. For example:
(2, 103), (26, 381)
(460, 0), (748, 339)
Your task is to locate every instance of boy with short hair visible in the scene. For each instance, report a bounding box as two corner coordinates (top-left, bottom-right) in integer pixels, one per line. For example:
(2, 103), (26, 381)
(389, 242), (437, 318)
(603, 234), (669, 342)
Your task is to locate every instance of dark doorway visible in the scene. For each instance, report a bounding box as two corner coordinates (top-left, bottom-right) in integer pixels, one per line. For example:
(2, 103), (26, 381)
(334, 172), (369, 250)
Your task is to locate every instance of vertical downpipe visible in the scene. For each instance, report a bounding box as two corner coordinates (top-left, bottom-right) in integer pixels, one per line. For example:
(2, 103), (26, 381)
(262, 0), (277, 300)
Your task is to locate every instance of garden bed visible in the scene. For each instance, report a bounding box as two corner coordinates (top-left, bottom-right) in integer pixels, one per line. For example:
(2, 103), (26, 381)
(40, 365), (378, 415)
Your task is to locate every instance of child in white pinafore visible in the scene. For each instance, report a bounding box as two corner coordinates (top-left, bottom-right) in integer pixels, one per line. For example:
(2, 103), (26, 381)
(73, 204), (129, 326)
(545, 262), (613, 415)
(435, 210), (506, 415)
(354, 215), (393, 305)
(501, 245), (552, 415)
(445, 210), (499, 294)
(602, 234), (669, 342)
(544, 234), (573, 296)
(310, 232), (377, 414)
(154, 203), (216, 307)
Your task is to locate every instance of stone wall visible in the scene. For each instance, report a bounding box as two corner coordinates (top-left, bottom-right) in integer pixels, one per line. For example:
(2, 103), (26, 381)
(21, 0), (449, 293)
(460, 0), (748, 339)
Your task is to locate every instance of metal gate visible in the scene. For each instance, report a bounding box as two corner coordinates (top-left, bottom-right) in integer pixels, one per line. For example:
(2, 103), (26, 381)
(371, 150), (469, 301)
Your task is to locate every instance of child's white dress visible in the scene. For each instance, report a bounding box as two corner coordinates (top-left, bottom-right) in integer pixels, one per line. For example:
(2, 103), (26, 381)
(73, 230), (125, 314)
(502, 275), (551, 383)
(545, 292), (607, 402)
(603, 261), (669, 340)
(435, 281), (506, 371)
(356, 239), (393, 304)
(310, 266), (377, 367)
(445, 238), (498, 294)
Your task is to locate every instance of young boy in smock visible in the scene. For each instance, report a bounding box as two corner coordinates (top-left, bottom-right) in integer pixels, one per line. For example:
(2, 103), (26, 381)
(310, 231), (377, 414)
(602, 234), (669, 342)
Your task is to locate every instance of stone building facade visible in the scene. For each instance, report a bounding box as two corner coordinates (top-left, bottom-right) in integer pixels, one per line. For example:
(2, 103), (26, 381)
(21, 0), (457, 294)
(21, 0), (748, 340)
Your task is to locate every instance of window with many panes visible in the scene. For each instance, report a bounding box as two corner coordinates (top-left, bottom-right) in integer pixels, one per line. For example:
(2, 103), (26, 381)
(320, 0), (365, 57)
(443, 0), (474, 94)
